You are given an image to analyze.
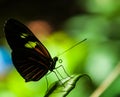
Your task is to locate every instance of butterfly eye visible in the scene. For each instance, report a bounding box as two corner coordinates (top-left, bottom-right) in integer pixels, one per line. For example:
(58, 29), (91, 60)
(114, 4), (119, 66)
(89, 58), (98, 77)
(53, 57), (58, 62)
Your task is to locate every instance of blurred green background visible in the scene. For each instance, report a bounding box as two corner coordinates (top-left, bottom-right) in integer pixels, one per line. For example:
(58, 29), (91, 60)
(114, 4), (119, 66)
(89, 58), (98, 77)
(0, 0), (120, 97)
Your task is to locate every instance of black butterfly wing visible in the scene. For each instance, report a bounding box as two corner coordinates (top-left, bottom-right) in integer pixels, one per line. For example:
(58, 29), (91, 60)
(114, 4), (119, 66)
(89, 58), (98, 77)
(4, 18), (52, 82)
(4, 19), (51, 57)
(12, 48), (49, 82)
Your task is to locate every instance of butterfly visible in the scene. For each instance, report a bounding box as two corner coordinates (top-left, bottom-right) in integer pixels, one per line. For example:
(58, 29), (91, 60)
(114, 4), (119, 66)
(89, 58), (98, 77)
(4, 18), (58, 82)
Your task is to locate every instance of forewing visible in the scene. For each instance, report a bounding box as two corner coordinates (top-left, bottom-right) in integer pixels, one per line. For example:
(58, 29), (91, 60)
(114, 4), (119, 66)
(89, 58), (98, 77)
(4, 18), (51, 58)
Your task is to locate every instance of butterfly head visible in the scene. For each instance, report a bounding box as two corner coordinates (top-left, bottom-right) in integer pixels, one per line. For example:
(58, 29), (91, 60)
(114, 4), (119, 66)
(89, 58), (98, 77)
(49, 56), (58, 71)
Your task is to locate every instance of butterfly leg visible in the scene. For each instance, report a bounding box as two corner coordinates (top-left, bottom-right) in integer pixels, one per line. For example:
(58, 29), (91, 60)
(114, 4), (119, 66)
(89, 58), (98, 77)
(55, 68), (64, 79)
(45, 70), (63, 90)
(45, 75), (49, 91)
(55, 65), (70, 78)
(52, 70), (64, 86)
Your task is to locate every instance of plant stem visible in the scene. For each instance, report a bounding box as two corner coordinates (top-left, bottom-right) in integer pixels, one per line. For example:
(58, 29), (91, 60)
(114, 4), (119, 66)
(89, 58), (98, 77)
(90, 62), (120, 97)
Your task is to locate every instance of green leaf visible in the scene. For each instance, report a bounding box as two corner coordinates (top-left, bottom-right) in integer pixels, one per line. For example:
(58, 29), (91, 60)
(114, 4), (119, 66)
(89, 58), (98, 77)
(44, 74), (90, 97)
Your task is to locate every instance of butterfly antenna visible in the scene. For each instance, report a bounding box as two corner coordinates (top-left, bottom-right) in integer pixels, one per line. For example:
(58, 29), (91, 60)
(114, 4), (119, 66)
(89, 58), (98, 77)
(58, 38), (87, 57)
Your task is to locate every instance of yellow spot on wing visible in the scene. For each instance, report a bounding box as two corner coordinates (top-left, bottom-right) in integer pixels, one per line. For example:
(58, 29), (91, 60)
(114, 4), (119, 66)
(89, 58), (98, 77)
(25, 41), (37, 48)
(20, 33), (28, 38)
